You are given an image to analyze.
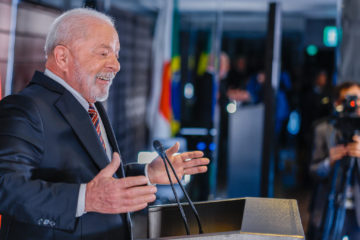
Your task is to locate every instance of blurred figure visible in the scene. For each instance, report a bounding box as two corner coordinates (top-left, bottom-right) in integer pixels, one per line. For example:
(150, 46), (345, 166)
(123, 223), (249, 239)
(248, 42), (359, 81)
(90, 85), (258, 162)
(302, 70), (333, 133)
(299, 70), (333, 186)
(216, 52), (232, 191)
(226, 56), (251, 102)
(193, 53), (230, 128)
(307, 82), (360, 240)
(246, 70), (292, 135)
(246, 70), (266, 104)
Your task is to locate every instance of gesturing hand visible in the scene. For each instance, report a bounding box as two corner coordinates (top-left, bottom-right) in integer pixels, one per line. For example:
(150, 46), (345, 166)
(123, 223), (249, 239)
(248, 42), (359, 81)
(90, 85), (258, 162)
(147, 142), (210, 185)
(85, 152), (157, 214)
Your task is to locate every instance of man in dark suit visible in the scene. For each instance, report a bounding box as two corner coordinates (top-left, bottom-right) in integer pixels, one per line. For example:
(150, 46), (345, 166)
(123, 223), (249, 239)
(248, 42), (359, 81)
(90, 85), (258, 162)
(0, 8), (209, 240)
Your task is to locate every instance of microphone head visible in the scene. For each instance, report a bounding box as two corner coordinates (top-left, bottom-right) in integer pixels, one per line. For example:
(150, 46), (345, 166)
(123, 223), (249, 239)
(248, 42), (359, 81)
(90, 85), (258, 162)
(153, 140), (165, 155)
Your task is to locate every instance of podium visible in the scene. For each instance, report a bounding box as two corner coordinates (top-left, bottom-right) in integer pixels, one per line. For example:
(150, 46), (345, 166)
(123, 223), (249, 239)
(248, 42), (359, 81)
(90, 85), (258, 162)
(145, 197), (304, 239)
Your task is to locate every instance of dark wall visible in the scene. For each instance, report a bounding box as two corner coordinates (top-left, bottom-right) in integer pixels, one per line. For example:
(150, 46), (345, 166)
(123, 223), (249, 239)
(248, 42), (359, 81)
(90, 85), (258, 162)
(107, 9), (154, 164)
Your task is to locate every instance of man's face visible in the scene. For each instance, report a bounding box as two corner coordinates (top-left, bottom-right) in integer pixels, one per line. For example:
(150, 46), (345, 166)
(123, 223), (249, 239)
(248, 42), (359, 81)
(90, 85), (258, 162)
(66, 20), (120, 103)
(338, 86), (360, 116)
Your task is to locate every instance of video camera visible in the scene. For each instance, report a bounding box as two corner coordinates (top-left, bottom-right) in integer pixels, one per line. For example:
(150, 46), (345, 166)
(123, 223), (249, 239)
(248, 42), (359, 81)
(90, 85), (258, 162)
(333, 95), (360, 144)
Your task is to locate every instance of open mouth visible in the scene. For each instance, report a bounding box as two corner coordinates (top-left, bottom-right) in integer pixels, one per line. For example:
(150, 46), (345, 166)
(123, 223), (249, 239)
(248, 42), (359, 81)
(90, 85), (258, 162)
(96, 73), (115, 84)
(96, 76), (111, 82)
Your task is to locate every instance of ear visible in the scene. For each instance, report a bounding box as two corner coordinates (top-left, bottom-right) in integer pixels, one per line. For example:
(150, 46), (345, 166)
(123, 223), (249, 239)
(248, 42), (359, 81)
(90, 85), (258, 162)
(53, 45), (70, 72)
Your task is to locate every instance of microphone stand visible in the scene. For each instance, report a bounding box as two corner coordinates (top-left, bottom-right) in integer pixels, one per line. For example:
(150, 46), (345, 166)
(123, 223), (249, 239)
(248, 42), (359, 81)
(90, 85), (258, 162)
(154, 140), (204, 235)
(321, 156), (357, 240)
(157, 149), (190, 235)
(162, 152), (204, 234)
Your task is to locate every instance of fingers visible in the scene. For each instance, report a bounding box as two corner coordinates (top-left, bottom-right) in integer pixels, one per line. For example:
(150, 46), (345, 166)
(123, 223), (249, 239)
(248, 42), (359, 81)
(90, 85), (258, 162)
(99, 152), (121, 177)
(179, 151), (204, 160)
(347, 143), (360, 157)
(183, 157), (210, 168)
(124, 185), (157, 197)
(86, 175), (157, 214)
(165, 142), (180, 156)
(353, 135), (360, 142)
(125, 203), (148, 213)
(114, 185), (157, 206)
(330, 145), (347, 163)
(184, 166), (208, 175)
(120, 176), (149, 188)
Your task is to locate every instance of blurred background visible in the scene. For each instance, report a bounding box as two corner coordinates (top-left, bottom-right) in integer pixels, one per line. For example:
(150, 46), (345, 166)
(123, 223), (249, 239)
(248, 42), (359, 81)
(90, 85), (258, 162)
(1, 0), (355, 238)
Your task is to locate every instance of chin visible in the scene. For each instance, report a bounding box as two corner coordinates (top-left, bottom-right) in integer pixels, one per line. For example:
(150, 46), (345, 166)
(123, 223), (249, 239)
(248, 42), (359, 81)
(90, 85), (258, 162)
(95, 93), (109, 102)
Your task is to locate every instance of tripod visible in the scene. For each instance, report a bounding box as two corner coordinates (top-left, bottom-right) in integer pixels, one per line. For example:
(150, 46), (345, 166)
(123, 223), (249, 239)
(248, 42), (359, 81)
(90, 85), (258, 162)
(321, 156), (357, 240)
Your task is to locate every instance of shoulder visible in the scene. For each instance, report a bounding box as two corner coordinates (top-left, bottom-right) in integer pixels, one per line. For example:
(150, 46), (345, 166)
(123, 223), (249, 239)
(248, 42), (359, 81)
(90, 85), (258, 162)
(0, 93), (43, 131)
(0, 94), (45, 152)
(313, 118), (333, 133)
(0, 93), (40, 116)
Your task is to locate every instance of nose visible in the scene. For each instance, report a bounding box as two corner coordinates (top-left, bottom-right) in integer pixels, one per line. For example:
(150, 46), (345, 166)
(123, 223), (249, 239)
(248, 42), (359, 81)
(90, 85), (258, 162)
(108, 54), (120, 73)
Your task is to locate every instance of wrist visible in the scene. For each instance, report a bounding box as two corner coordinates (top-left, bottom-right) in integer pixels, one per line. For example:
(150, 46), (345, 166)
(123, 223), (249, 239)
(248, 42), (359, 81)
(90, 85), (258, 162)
(147, 163), (157, 184)
(85, 181), (94, 212)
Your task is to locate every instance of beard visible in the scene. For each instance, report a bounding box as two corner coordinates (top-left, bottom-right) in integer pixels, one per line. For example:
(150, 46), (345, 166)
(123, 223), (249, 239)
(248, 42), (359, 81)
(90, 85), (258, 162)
(73, 61), (114, 102)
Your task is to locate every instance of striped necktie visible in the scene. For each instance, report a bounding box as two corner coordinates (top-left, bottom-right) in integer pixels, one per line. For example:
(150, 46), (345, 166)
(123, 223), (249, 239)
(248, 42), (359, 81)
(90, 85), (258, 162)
(88, 103), (106, 151)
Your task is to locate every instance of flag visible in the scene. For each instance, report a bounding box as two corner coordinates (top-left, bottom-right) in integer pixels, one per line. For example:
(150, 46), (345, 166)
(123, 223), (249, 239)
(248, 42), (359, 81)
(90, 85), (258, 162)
(170, 0), (181, 135)
(197, 32), (212, 76)
(0, 72), (1, 228)
(0, 71), (2, 100)
(147, 0), (174, 140)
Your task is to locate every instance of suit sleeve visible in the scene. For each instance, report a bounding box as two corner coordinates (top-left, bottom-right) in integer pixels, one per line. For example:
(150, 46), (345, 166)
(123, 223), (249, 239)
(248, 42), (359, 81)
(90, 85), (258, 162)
(0, 95), (79, 231)
(309, 122), (332, 179)
(124, 163), (146, 177)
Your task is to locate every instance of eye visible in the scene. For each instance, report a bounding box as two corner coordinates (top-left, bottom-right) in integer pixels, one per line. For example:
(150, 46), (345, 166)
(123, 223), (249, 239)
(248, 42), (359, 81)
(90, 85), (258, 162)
(97, 48), (109, 57)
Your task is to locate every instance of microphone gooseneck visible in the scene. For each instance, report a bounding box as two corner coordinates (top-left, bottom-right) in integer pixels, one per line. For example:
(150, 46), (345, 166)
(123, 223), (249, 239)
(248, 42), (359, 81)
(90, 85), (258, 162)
(153, 140), (190, 235)
(153, 140), (204, 235)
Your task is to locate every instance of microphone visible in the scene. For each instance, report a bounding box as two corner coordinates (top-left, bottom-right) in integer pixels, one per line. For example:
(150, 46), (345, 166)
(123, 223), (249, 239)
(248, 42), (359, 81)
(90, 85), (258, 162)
(153, 140), (165, 157)
(153, 140), (190, 234)
(153, 140), (204, 235)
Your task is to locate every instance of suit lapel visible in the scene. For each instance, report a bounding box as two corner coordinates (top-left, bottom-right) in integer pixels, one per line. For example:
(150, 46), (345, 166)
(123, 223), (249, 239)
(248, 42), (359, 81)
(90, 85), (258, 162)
(95, 102), (119, 153)
(55, 91), (110, 171)
(96, 103), (131, 238)
(95, 102), (125, 178)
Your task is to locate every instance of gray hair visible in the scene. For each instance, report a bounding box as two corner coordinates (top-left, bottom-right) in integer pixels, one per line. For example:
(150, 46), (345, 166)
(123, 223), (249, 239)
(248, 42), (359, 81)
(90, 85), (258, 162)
(44, 8), (115, 58)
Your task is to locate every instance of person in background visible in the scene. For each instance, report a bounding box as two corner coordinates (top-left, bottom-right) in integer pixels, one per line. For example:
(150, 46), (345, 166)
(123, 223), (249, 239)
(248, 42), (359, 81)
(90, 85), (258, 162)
(225, 55), (251, 102)
(302, 70), (333, 133)
(0, 8), (209, 240)
(308, 82), (360, 240)
(300, 70), (333, 187)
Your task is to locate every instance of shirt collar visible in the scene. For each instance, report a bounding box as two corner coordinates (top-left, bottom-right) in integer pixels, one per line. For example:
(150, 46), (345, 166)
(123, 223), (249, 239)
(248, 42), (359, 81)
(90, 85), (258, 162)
(44, 69), (89, 110)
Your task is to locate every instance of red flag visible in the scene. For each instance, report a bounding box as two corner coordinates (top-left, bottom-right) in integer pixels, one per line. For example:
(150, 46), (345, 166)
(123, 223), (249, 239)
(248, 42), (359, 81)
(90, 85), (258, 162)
(0, 73), (1, 228)
(0, 72), (2, 100)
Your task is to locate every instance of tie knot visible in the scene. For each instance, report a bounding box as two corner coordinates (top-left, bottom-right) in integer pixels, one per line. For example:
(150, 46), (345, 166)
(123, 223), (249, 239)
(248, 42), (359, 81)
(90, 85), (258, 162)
(88, 103), (97, 119)
(88, 103), (95, 110)
(88, 103), (106, 151)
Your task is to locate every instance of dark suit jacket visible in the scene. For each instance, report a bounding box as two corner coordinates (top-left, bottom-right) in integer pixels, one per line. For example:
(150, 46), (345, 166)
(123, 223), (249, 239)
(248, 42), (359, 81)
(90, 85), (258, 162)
(0, 71), (145, 240)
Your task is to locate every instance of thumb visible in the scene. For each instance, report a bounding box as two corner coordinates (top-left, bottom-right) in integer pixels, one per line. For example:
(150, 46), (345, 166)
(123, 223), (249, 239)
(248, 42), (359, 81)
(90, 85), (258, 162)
(99, 152), (121, 177)
(166, 142), (180, 157)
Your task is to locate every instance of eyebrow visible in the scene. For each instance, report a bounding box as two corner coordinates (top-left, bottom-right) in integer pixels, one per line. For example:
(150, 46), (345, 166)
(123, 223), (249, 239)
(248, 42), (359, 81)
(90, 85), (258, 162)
(97, 44), (120, 56)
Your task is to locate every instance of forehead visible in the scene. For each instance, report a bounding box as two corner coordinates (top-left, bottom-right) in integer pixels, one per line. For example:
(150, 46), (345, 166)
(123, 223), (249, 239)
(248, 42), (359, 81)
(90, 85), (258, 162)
(81, 19), (120, 49)
(340, 86), (360, 98)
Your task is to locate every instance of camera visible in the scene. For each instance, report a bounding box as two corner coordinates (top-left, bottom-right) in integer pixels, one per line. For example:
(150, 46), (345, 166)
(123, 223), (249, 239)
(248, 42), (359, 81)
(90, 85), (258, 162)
(335, 95), (359, 117)
(333, 95), (360, 144)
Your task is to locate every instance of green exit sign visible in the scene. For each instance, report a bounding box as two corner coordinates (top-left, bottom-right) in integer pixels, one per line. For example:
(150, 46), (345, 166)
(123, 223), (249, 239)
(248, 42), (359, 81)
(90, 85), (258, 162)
(323, 26), (339, 47)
